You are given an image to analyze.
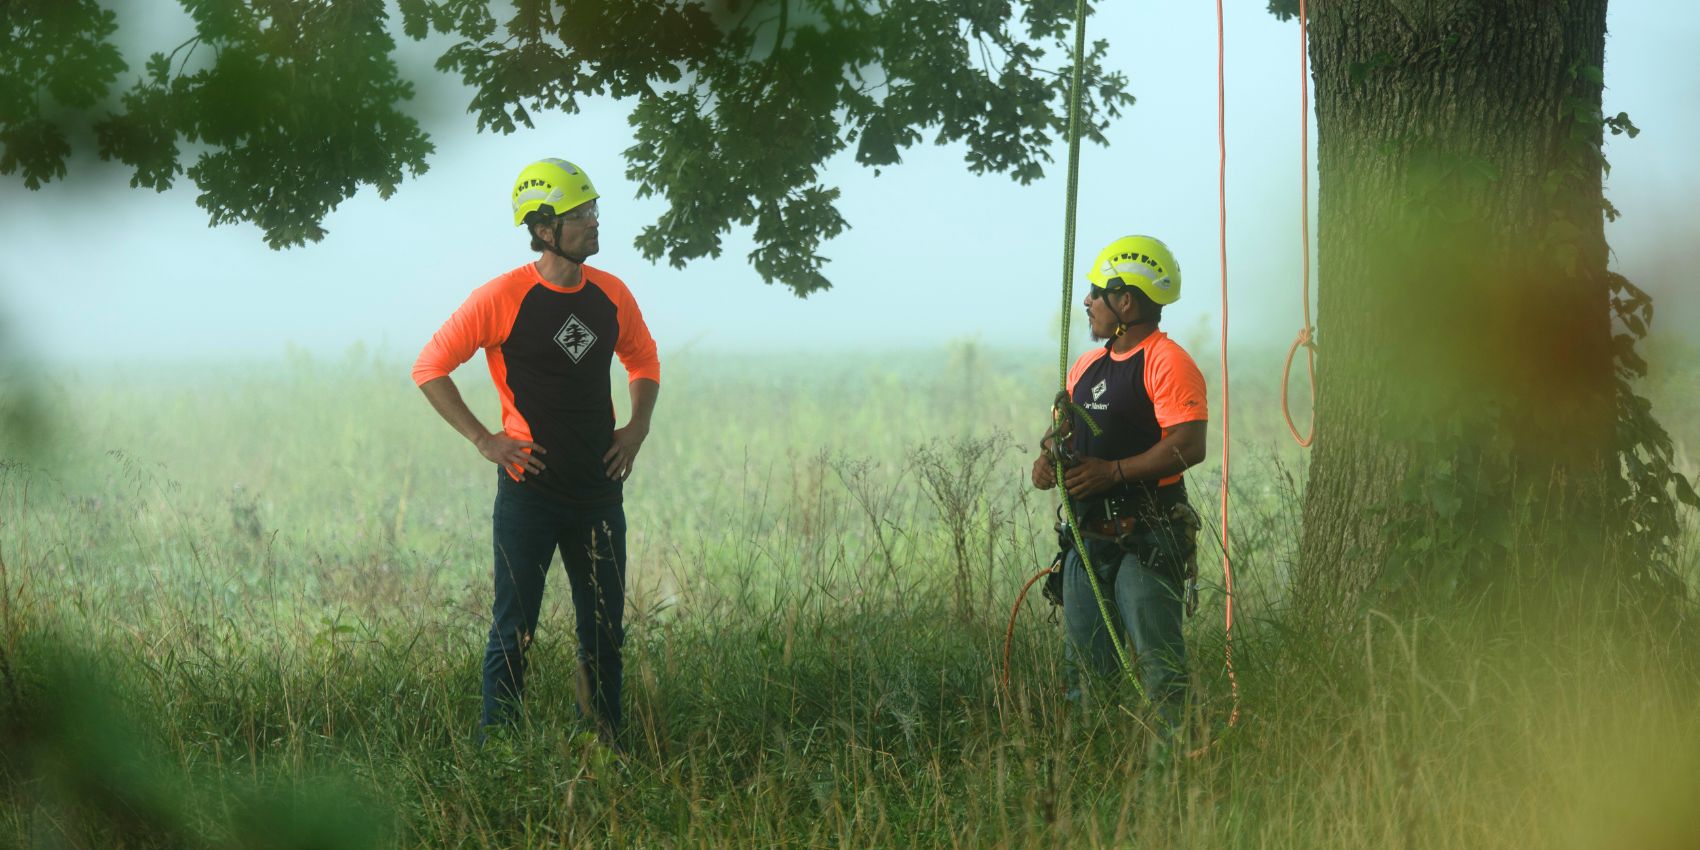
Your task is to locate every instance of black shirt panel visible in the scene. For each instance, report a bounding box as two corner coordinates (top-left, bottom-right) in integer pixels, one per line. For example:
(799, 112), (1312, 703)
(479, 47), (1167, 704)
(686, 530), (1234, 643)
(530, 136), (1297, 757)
(502, 283), (622, 505)
(1070, 344), (1185, 520)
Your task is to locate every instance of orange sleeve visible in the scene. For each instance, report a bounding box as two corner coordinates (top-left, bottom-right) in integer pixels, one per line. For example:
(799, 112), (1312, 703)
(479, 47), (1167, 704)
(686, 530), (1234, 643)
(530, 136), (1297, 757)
(1065, 348), (1106, 396)
(596, 271), (660, 384)
(1145, 339), (1209, 428)
(411, 276), (516, 386)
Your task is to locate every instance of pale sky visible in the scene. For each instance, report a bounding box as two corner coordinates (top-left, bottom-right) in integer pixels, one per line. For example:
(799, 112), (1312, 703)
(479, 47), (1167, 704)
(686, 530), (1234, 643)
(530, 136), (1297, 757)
(2, 2), (1696, 365)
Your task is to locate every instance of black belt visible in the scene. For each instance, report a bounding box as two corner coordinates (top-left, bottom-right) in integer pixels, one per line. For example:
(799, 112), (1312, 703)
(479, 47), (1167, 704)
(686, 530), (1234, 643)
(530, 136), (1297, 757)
(1084, 514), (1148, 538)
(1081, 487), (1180, 523)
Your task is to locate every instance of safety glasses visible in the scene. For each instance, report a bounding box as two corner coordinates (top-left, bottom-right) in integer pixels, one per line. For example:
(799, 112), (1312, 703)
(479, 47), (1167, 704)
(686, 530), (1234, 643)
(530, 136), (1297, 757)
(558, 201), (599, 222)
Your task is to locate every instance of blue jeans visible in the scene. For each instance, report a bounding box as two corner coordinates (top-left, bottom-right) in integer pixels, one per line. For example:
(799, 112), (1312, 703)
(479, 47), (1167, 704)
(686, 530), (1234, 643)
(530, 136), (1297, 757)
(482, 473), (627, 736)
(1062, 533), (1188, 726)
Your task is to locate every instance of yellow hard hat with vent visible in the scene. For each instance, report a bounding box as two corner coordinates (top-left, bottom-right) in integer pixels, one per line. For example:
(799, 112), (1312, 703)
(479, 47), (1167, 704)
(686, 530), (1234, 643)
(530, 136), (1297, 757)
(1086, 235), (1182, 305)
(511, 159), (599, 226)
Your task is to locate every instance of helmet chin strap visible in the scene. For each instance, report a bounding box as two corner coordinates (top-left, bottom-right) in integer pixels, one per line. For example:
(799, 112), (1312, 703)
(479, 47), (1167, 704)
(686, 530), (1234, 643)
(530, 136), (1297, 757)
(543, 217), (588, 265)
(1106, 287), (1139, 339)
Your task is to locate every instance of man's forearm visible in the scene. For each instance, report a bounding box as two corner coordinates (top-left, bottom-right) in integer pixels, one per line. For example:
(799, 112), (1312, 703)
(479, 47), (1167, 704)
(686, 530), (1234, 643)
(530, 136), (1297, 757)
(627, 378), (659, 431)
(1113, 423), (1207, 483)
(1115, 447), (1190, 484)
(420, 376), (494, 446)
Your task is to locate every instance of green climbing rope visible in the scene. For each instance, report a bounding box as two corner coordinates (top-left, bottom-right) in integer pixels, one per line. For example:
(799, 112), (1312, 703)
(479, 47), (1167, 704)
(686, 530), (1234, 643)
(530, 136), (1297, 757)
(1052, 0), (1145, 701)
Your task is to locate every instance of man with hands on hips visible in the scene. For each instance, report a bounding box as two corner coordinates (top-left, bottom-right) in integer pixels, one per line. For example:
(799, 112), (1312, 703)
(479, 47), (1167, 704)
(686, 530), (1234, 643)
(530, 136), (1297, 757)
(414, 158), (659, 748)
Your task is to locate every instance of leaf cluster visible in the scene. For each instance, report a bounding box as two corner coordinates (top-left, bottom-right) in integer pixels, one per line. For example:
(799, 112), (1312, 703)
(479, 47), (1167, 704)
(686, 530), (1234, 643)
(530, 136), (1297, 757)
(6, 0), (1130, 295)
(0, 0), (127, 189)
(1548, 63), (1698, 586)
(5, 0), (433, 248)
(393, 0), (1133, 295)
(1608, 272), (1700, 589)
(1265, 0), (1300, 22)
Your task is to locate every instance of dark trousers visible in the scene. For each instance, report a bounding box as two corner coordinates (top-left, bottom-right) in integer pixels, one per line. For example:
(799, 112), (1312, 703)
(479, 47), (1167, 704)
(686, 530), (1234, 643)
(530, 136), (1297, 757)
(1062, 534), (1188, 728)
(482, 473), (627, 736)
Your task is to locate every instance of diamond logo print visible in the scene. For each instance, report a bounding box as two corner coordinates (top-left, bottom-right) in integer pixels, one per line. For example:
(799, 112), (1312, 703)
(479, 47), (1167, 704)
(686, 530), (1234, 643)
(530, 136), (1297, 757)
(554, 314), (597, 363)
(1092, 379), (1108, 402)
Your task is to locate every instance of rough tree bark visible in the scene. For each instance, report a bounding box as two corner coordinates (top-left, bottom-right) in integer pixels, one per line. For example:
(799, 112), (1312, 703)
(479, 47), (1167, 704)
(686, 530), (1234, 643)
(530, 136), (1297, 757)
(1295, 0), (1618, 614)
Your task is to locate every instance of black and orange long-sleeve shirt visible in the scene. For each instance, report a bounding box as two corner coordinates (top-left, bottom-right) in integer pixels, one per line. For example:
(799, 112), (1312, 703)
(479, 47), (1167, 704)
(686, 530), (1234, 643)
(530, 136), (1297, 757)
(413, 262), (660, 506)
(1065, 329), (1208, 517)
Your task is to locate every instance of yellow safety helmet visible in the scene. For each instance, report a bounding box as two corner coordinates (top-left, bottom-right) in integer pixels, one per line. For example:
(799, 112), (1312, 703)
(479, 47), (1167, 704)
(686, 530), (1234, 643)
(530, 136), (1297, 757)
(511, 158), (599, 226)
(1086, 235), (1182, 305)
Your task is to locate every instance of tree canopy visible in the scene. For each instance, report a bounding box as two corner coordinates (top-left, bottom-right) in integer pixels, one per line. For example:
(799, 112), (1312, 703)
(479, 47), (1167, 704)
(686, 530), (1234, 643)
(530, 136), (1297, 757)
(1, 0), (1131, 296)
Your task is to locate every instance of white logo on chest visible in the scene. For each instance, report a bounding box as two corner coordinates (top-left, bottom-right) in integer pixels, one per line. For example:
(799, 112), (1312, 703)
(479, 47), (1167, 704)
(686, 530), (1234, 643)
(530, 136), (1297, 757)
(1091, 379), (1108, 402)
(554, 314), (597, 363)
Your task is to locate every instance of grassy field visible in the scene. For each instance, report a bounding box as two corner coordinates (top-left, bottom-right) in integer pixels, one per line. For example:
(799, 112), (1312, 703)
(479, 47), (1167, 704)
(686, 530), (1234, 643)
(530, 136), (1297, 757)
(3, 341), (1699, 848)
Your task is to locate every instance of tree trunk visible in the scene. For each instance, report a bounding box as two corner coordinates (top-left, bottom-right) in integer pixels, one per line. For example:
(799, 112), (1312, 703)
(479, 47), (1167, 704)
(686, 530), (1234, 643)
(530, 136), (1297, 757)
(1295, 0), (1617, 615)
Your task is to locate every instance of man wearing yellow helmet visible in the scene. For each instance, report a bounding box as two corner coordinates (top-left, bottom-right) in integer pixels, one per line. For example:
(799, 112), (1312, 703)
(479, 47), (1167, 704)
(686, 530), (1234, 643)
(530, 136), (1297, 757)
(1032, 234), (1207, 737)
(413, 158), (660, 748)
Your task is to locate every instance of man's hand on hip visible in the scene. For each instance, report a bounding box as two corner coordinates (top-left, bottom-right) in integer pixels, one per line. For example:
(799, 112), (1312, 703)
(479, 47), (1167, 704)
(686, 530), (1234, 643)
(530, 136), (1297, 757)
(603, 423), (649, 481)
(477, 432), (546, 480)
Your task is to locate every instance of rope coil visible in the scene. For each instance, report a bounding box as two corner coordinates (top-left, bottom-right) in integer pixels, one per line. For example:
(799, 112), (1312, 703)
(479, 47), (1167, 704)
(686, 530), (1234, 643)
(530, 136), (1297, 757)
(1282, 326), (1317, 447)
(1282, 0), (1318, 450)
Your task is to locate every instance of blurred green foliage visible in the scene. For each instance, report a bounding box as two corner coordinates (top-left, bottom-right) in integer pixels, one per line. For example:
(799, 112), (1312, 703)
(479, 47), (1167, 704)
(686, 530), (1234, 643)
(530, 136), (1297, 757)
(2, 640), (392, 848)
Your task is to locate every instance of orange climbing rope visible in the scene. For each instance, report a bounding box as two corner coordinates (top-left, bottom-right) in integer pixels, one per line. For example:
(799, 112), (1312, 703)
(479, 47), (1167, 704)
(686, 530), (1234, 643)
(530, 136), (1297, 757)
(1281, 0), (1318, 448)
(1001, 562), (1058, 689)
(1215, 0), (1240, 729)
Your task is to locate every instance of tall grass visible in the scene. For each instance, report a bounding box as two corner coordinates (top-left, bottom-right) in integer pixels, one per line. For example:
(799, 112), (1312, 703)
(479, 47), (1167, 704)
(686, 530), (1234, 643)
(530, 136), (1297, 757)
(2, 343), (1697, 848)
